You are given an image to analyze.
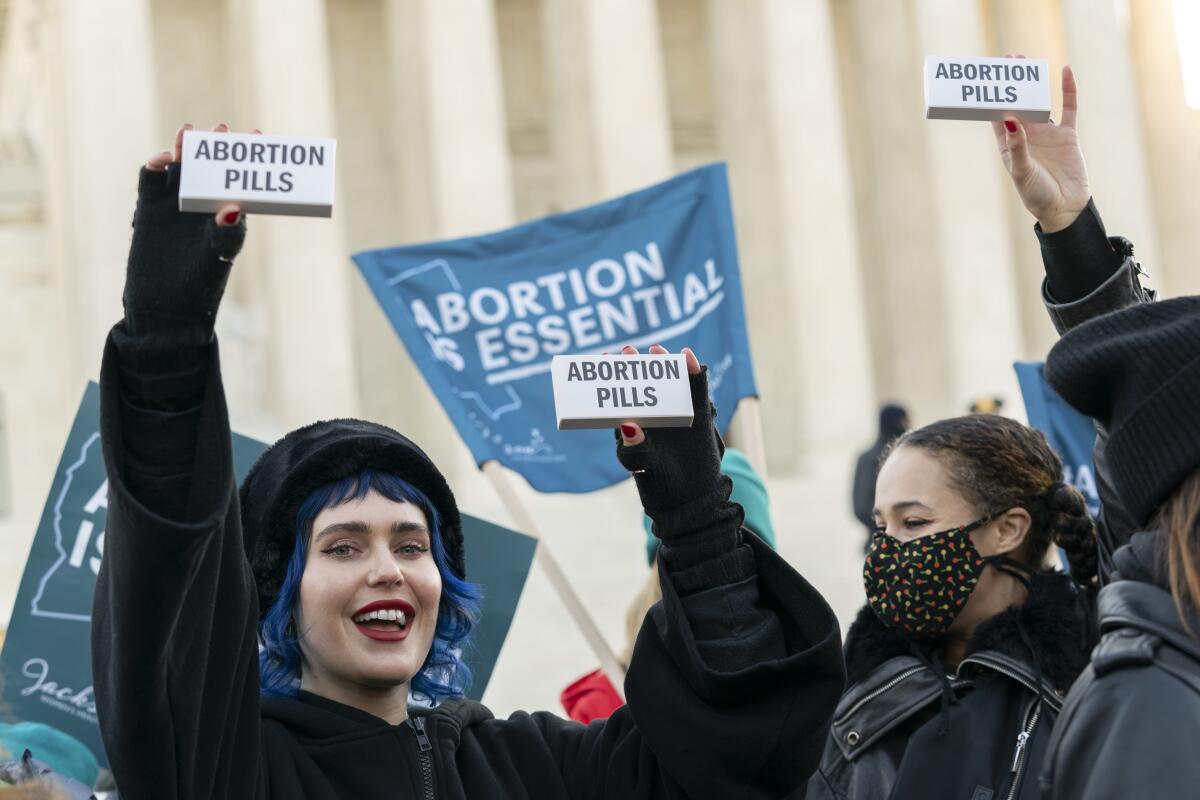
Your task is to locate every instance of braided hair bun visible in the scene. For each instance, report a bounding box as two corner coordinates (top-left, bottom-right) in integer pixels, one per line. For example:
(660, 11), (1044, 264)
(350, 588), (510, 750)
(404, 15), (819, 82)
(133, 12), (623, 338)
(1046, 482), (1099, 592)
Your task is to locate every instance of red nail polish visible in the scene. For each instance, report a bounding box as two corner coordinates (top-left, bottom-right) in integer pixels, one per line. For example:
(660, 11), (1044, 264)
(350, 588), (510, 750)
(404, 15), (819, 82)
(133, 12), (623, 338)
(620, 425), (638, 439)
(223, 210), (241, 225)
(1004, 120), (1017, 133)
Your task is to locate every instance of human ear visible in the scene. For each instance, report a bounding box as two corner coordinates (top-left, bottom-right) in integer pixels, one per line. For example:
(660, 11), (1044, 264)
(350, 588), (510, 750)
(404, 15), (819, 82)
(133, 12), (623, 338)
(991, 507), (1033, 555)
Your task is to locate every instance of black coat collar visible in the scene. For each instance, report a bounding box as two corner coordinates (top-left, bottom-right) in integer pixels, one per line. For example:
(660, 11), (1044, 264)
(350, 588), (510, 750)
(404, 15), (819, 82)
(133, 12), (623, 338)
(844, 572), (1096, 692)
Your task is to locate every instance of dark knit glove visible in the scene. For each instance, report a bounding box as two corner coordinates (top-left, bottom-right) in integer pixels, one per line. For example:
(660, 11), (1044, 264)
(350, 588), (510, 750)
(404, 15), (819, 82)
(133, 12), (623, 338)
(121, 164), (246, 354)
(615, 366), (725, 515)
(616, 367), (748, 585)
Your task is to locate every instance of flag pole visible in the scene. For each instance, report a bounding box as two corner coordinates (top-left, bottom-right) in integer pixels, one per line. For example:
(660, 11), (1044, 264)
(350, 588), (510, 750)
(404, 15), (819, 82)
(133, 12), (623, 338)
(729, 396), (768, 480)
(481, 460), (627, 695)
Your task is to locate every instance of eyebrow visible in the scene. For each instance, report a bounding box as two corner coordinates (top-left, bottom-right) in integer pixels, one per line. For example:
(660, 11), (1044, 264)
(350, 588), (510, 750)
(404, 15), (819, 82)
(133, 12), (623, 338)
(313, 520), (429, 544)
(873, 500), (934, 516)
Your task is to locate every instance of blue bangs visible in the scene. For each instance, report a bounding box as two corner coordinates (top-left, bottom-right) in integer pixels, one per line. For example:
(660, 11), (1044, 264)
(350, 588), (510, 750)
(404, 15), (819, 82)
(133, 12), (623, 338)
(258, 469), (482, 704)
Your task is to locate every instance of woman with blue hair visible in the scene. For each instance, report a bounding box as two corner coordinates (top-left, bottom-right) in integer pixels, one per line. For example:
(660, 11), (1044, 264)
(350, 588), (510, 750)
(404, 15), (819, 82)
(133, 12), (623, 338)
(92, 124), (845, 799)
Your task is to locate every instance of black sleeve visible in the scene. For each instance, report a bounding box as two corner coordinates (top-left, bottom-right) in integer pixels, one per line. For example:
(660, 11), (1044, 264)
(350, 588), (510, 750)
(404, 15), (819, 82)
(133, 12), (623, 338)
(109, 327), (208, 520)
(616, 367), (784, 671)
(1035, 199), (1122, 304)
(1034, 201), (1154, 566)
(1042, 667), (1200, 799)
(508, 369), (843, 796)
(92, 165), (260, 800)
(498, 536), (844, 799)
(95, 336), (262, 800)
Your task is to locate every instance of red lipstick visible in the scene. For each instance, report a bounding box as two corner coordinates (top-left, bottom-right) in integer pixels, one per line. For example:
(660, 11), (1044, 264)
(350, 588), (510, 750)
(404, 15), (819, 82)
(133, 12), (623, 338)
(351, 599), (416, 642)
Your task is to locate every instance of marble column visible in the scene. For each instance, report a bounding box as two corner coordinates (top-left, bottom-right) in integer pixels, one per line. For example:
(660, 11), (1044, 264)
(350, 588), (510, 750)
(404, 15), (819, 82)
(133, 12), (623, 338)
(1059, 0), (1164, 291)
(40, 0), (158, 375)
(226, 0), (361, 426)
(381, 0), (517, 481)
(707, 0), (875, 469)
(1129, 0), (1200, 295)
(986, 0), (1071, 358)
(838, 0), (1022, 423)
(913, 0), (1024, 407)
(541, 0), (675, 205)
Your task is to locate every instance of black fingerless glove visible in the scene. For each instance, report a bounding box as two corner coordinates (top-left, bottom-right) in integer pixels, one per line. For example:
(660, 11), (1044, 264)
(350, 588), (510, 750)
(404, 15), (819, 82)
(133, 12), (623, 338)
(615, 367), (724, 511)
(615, 368), (746, 577)
(119, 164), (246, 367)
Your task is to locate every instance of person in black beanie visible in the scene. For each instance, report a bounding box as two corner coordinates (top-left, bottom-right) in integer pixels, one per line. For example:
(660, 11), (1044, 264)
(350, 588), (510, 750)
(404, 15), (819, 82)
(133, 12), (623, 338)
(91, 123), (846, 800)
(993, 64), (1200, 797)
(1035, 298), (1200, 799)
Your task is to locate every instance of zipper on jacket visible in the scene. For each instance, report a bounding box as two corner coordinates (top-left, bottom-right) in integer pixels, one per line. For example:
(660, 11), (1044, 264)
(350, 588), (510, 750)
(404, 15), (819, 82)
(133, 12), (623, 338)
(833, 665), (926, 727)
(1005, 699), (1043, 800)
(957, 654), (1061, 712)
(408, 716), (435, 800)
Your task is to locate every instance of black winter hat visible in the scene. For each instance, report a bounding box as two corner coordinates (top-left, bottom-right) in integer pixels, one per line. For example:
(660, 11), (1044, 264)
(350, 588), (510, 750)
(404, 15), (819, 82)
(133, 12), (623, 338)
(1045, 296), (1200, 528)
(239, 418), (465, 619)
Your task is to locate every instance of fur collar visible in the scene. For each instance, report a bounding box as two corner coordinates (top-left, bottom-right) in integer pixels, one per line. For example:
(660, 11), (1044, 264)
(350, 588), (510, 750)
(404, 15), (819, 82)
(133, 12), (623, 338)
(844, 572), (1097, 692)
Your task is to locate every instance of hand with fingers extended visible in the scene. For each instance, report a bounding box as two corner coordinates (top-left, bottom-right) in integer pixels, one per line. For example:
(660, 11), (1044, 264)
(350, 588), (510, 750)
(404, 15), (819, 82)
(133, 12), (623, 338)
(122, 123), (255, 349)
(613, 345), (726, 519)
(992, 60), (1089, 233)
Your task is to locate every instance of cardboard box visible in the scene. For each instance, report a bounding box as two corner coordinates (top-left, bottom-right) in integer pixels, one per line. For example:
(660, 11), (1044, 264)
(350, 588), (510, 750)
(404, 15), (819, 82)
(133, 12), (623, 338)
(178, 130), (336, 217)
(925, 56), (1051, 122)
(551, 354), (693, 430)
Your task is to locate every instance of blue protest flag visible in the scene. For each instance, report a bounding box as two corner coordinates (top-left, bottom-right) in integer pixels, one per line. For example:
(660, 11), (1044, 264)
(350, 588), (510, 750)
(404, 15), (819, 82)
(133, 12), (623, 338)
(0, 383), (535, 769)
(1014, 361), (1100, 516)
(353, 163), (758, 493)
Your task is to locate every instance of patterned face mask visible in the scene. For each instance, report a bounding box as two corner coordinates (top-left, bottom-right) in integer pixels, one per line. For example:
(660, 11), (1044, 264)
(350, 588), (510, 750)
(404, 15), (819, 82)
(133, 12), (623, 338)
(864, 517), (993, 637)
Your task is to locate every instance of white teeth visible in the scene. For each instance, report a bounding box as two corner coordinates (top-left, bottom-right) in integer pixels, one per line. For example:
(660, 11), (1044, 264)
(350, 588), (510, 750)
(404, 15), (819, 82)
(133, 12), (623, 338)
(353, 609), (409, 626)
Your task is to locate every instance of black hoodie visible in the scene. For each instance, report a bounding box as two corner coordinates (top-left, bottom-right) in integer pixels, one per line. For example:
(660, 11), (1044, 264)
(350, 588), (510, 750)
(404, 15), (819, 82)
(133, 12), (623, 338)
(91, 335), (844, 796)
(93, 265), (845, 796)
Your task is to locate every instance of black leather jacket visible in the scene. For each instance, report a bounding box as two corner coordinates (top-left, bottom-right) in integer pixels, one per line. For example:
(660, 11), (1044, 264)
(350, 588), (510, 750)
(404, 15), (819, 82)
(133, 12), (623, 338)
(1041, 237), (1155, 580)
(1035, 218), (1200, 798)
(1040, 536), (1200, 798)
(807, 575), (1094, 800)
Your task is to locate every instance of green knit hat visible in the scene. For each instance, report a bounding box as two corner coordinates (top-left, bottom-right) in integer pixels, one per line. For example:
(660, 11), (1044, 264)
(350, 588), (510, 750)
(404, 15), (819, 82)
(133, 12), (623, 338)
(643, 447), (776, 564)
(0, 721), (100, 787)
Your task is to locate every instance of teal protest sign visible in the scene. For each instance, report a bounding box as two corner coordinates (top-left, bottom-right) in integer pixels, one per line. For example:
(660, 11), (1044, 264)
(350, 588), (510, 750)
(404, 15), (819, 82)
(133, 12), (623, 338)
(1014, 362), (1100, 515)
(354, 163), (757, 493)
(0, 383), (535, 767)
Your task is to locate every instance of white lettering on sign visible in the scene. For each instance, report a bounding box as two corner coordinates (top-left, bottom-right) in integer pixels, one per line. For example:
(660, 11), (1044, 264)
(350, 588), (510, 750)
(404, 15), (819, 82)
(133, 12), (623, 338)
(401, 245), (727, 385)
(21, 658), (98, 720)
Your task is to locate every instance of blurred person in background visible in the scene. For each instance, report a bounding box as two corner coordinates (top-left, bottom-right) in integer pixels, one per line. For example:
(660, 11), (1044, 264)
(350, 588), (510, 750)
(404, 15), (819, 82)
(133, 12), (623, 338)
(968, 396), (1005, 415)
(993, 61), (1200, 797)
(852, 405), (910, 552)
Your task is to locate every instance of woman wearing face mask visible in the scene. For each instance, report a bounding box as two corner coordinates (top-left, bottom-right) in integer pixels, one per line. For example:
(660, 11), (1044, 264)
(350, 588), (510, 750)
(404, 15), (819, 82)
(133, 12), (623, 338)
(92, 125), (846, 799)
(806, 414), (1098, 800)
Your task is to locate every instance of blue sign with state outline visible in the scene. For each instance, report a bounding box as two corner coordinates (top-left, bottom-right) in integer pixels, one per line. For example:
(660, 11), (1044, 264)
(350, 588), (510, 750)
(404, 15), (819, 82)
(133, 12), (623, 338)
(354, 163), (758, 493)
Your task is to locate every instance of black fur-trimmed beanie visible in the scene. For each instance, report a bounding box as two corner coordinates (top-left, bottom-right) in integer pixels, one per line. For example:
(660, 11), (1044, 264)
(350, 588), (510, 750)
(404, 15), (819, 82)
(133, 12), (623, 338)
(239, 418), (465, 619)
(1046, 296), (1200, 528)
